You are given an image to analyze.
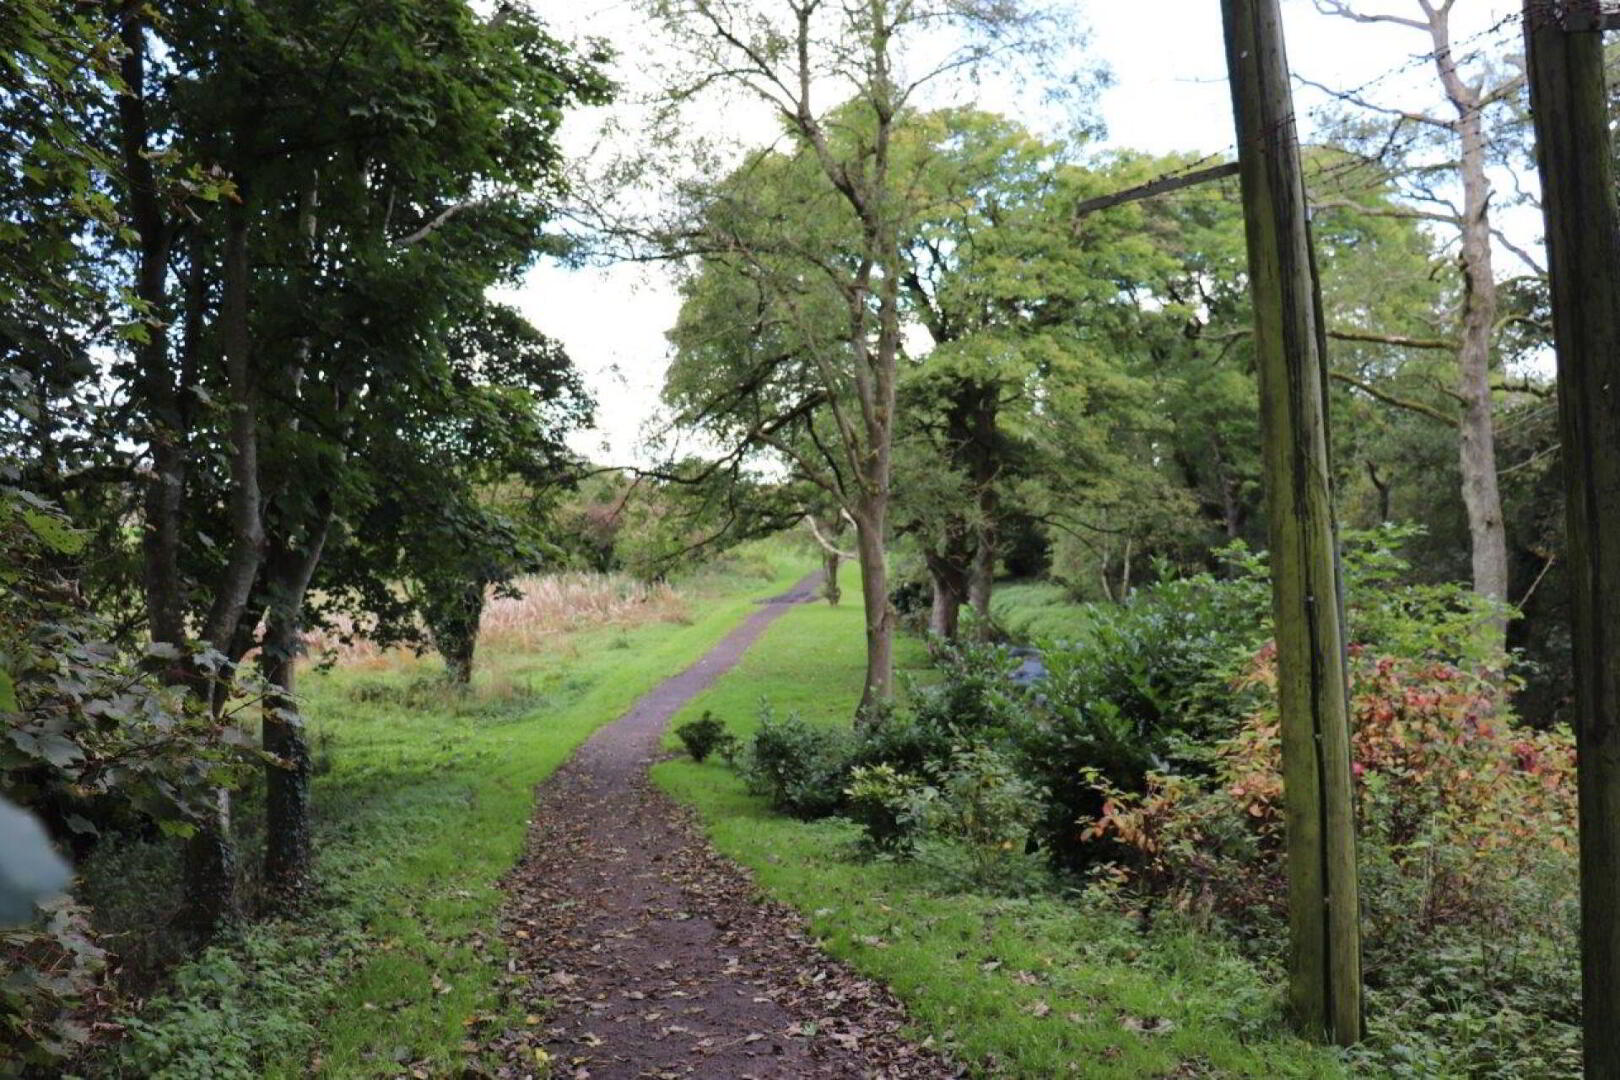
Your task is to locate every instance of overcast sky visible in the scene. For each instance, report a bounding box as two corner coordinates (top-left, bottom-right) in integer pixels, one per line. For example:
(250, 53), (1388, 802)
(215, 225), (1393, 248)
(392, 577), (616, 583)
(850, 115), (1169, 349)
(499, 0), (1528, 464)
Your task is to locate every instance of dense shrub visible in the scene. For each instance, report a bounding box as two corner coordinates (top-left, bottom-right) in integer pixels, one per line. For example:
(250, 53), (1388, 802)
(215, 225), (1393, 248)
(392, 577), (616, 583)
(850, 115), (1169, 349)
(741, 709), (851, 819)
(1009, 527), (1505, 871)
(1007, 562), (1270, 870)
(844, 747), (1046, 886)
(923, 745), (1044, 887)
(1, 493), (256, 1072)
(843, 764), (929, 855)
(675, 711), (738, 763)
(847, 710), (954, 776)
(1086, 648), (1579, 1077)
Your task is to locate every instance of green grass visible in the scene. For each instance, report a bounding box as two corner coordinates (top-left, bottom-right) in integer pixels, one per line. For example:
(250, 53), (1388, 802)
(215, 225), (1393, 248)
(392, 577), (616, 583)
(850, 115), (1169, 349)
(654, 577), (1349, 1078)
(990, 581), (1098, 642)
(107, 546), (814, 1079)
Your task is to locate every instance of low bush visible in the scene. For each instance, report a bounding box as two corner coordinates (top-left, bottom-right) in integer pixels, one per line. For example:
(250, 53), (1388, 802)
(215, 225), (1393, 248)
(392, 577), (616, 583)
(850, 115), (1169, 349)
(843, 764), (928, 855)
(674, 711), (738, 763)
(923, 745), (1044, 888)
(114, 919), (356, 1079)
(741, 708), (851, 819)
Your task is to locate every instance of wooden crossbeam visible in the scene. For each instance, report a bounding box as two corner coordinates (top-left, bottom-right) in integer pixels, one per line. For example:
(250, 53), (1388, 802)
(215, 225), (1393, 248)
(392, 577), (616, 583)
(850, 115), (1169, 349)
(1070, 161), (1240, 224)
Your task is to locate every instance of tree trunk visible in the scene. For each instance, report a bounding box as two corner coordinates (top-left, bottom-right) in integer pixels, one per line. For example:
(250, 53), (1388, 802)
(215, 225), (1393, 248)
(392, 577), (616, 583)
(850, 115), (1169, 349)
(968, 489), (996, 636)
(926, 545), (969, 641)
(118, 17), (187, 650)
(1454, 112), (1509, 628)
(853, 501), (893, 719)
(1366, 460), (1392, 524)
(1522, 11), (1620, 1071)
(967, 383), (998, 638)
(183, 189), (264, 933)
(1222, 0), (1363, 1045)
(426, 576), (486, 687)
(119, 18), (242, 935)
(182, 789), (237, 935)
(261, 633), (311, 898)
(822, 552), (842, 605)
(260, 508), (331, 901)
(202, 200), (266, 651)
(1426, 5), (1508, 642)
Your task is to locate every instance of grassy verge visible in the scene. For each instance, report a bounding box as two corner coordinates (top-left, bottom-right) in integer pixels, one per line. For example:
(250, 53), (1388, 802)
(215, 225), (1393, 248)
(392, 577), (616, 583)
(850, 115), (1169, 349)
(989, 581), (1094, 642)
(103, 546), (813, 1079)
(653, 578), (1347, 1078)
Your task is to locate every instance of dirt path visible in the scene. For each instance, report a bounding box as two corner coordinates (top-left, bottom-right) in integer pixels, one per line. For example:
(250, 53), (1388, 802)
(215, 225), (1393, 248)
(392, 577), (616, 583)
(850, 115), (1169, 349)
(494, 575), (955, 1080)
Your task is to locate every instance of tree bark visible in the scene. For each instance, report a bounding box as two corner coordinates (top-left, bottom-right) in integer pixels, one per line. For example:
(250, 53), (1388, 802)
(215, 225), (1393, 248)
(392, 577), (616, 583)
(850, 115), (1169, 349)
(853, 500), (894, 719)
(182, 789), (237, 936)
(117, 17), (187, 649)
(1222, 0), (1363, 1045)
(925, 538), (971, 641)
(822, 551), (842, 605)
(426, 576), (487, 686)
(203, 200), (266, 652)
(967, 383), (998, 638)
(1522, 9), (1620, 1071)
(1431, 6), (1510, 637)
(185, 183), (264, 934)
(260, 507), (331, 901)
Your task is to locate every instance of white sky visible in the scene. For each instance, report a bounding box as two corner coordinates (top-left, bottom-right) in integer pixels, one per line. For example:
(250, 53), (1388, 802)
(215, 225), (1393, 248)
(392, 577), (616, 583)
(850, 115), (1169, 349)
(500, 0), (1529, 464)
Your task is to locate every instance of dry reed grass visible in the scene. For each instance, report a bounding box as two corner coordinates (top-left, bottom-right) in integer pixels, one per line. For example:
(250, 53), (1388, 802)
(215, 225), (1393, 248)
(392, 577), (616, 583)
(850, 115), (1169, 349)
(302, 572), (688, 669)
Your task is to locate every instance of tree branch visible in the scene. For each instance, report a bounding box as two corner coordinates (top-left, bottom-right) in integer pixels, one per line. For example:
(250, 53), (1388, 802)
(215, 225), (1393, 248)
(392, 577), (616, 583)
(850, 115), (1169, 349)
(1329, 369), (1458, 426)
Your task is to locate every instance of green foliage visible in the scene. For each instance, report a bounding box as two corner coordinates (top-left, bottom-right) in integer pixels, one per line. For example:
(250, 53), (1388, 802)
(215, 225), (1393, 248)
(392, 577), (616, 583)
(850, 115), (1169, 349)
(847, 709), (957, 777)
(656, 587), (1344, 1077)
(0, 493), (254, 831)
(0, 491), (259, 1073)
(922, 745), (1045, 888)
(0, 895), (104, 1075)
(674, 710), (738, 763)
(117, 926), (345, 1080)
(843, 764), (929, 856)
(741, 707), (852, 819)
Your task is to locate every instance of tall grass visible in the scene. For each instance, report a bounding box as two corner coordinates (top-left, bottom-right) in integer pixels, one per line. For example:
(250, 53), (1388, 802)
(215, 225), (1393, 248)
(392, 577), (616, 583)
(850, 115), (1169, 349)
(481, 572), (687, 648)
(302, 571), (688, 665)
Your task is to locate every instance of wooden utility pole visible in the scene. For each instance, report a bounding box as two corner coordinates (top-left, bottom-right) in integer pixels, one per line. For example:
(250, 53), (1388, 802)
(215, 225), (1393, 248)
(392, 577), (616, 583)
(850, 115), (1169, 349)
(1220, 0), (1362, 1045)
(1522, 2), (1620, 1073)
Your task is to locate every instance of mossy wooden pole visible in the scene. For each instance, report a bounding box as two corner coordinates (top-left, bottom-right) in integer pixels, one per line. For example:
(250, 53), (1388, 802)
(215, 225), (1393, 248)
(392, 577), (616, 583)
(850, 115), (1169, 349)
(1220, 0), (1362, 1045)
(1522, 5), (1620, 1073)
